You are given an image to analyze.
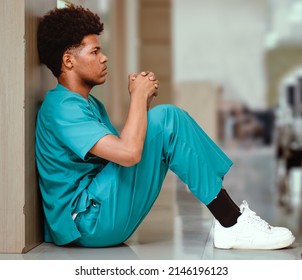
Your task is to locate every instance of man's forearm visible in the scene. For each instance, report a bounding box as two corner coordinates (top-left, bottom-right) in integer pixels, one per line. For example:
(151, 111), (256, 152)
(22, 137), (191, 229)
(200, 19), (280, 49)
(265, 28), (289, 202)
(119, 94), (148, 163)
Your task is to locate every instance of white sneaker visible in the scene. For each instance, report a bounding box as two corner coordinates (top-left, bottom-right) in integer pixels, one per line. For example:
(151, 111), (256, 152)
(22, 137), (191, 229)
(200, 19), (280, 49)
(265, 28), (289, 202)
(213, 200), (295, 250)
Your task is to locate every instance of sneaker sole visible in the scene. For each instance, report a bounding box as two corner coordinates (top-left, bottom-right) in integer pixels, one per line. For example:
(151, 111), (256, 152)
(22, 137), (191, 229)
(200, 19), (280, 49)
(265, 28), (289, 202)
(214, 235), (295, 250)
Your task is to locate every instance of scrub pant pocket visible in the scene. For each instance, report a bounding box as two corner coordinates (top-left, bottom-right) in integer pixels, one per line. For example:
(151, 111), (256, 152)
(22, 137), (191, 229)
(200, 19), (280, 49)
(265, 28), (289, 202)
(74, 199), (101, 239)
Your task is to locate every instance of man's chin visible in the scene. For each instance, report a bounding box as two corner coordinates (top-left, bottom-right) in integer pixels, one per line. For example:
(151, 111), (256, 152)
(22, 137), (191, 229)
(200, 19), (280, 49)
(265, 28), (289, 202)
(98, 77), (107, 85)
(99, 80), (106, 86)
(90, 79), (106, 87)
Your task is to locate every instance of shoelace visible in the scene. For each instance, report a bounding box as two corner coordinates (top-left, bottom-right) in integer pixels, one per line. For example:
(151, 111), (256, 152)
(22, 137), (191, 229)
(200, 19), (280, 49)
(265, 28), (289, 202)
(240, 200), (271, 231)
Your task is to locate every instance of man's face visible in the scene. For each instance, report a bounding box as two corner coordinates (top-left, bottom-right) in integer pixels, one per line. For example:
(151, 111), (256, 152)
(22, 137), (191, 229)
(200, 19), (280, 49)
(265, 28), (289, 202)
(70, 34), (108, 87)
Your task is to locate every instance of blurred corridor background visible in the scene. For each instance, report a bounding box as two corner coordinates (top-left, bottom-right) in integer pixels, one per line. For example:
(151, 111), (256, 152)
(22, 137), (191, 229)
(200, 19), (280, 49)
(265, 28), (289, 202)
(1, 0), (302, 259)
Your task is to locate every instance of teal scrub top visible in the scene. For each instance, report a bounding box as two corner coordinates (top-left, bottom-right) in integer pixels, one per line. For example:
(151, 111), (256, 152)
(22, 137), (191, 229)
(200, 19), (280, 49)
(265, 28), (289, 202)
(35, 84), (118, 245)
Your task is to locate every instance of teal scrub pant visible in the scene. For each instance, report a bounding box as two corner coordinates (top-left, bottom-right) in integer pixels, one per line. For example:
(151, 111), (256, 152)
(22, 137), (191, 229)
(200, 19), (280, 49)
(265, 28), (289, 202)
(74, 105), (233, 247)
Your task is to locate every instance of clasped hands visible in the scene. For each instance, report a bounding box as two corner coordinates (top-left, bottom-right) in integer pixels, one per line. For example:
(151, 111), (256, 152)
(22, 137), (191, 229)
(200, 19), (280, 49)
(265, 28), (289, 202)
(128, 71), (159, 110)
(131, 70), (159, 87)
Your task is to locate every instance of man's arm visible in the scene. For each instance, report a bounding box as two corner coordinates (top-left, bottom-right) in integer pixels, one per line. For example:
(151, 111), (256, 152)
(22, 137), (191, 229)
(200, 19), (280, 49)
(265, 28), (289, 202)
(89, 71), (159, 167)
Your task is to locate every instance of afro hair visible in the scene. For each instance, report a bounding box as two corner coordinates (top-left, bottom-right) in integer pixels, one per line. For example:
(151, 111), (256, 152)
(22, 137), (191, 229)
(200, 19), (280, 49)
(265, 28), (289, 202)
(37, 6), (104, 78)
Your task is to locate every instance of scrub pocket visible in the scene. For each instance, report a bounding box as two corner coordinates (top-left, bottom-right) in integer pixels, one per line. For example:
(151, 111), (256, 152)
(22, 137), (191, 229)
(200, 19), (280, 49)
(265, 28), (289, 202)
(74, 199), (101, 237)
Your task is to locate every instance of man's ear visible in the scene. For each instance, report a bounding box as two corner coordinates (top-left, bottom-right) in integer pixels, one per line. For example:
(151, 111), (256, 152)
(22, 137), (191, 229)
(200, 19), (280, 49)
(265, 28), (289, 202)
(62, 52), (74, 70)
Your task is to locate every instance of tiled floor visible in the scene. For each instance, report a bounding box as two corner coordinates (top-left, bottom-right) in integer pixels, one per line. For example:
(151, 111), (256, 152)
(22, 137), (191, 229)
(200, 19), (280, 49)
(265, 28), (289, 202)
(1, 146), (301, 260)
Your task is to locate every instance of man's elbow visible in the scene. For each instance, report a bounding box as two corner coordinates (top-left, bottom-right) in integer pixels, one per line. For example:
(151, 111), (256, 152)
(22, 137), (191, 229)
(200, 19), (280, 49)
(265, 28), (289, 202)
(123, 150), (142, 167)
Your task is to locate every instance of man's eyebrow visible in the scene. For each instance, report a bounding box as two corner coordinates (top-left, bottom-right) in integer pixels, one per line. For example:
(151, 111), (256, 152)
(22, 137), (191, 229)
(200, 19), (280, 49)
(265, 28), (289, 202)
(91, 46), (102, 51)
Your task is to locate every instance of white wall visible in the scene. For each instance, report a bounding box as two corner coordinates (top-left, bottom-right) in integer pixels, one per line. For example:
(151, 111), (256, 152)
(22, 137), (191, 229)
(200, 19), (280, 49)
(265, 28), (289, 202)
(172, 0), (268, 109)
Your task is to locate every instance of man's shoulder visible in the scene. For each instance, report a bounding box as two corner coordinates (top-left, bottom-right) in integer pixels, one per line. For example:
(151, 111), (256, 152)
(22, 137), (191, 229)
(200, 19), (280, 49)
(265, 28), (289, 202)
(89, 94), (105, 110)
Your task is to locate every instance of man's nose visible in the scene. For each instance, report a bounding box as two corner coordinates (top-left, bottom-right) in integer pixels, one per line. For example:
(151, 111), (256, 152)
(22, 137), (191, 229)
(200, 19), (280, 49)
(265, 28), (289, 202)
(100, 54), (108, 63)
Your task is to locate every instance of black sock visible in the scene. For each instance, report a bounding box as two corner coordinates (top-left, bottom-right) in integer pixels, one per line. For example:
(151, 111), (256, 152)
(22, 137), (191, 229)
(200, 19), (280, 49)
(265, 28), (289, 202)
(221, 188), (240, 212)
(207, 188), (241, 227)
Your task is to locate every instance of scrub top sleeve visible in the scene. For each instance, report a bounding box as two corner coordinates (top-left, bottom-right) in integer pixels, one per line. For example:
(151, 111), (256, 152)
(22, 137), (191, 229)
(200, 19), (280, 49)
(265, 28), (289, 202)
(52, 100), (113, 160)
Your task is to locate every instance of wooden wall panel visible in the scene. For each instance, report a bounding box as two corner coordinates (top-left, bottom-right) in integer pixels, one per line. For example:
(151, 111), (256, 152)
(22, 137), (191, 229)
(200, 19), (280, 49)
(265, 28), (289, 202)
(140, 44), (171, 80)
(0, 0), (26, 254)
(106, 0), (128, 127)
(0, 0), (56, 254)
(140, 5), (171, 42)
(24, 0), (56, 253)
(138, 0), (172, 105)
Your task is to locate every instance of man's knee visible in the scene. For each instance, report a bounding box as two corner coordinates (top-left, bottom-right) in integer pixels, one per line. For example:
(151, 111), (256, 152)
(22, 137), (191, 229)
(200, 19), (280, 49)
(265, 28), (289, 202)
(150, 104), (180, 113)
(148, 104), (183, 123)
